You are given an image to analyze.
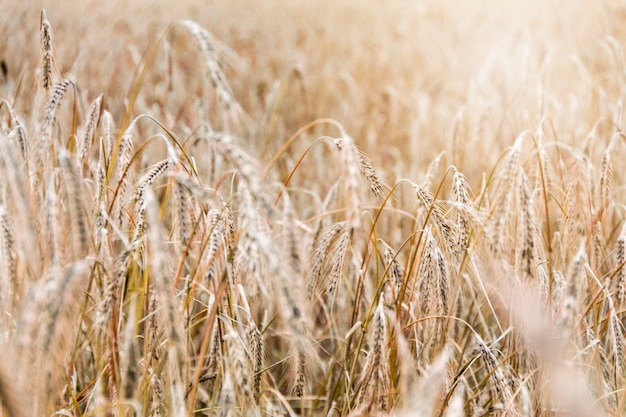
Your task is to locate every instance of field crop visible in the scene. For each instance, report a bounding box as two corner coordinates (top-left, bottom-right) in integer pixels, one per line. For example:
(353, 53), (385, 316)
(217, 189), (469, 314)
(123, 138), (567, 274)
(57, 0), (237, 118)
(1, 1), (626, 416)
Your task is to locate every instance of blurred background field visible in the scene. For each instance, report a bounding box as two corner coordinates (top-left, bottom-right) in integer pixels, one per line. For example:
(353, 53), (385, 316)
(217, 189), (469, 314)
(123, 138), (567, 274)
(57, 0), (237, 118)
(3, 0), (624, 177)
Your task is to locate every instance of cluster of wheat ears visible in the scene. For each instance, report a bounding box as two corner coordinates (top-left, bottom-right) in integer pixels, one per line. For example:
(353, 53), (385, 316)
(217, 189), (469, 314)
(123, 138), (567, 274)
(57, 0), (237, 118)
(0, 4), (625, 417)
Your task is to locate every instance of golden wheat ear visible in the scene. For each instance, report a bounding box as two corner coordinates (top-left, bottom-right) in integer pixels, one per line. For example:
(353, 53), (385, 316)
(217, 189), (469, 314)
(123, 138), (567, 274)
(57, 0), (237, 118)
(39, 10), (56, 101)
(354, 294), (390, 413)
(77, 94), (103, 173)
(615, 225), (626, 307)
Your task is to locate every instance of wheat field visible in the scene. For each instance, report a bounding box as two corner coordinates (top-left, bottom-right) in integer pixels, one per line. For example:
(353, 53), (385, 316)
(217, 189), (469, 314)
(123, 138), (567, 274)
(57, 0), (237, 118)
(1, 0), (626, 416)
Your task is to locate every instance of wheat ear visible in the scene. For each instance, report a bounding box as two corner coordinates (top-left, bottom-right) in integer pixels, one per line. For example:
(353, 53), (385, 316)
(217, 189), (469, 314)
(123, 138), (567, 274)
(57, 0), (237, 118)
(355, 294), (390, 413)
(77, 94), (103, 172)
(39, 10), (56, 100)
(615, 225), (626, 307)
